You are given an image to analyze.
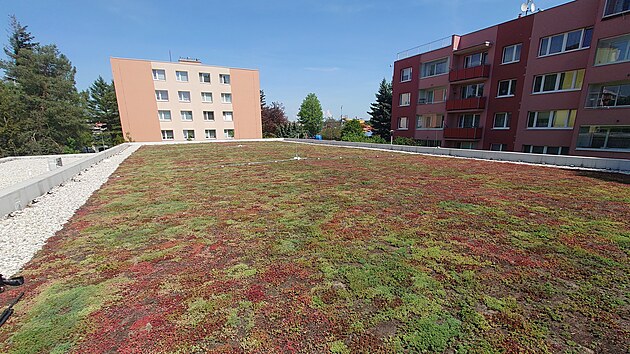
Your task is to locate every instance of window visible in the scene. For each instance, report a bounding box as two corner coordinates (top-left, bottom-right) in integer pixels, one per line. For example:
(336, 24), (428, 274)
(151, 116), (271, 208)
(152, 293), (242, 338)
(401, 67), (412, 82)
(201, 92), (213, 103)
(461, 83), (484, 99)
(527, 110), (576, 128)
(176, 71), (189, 82)
(417, 140), (441, 147)
(586, 82), (630, 108)
(181, 111), (193, 121)
(458, 114), (480, 128)
(152, 69), (166, 81)
(203, 111), (215, 121)
(399, 93), (411, 106)
(464, 52), (487, 68)
(490, 143), (507, 151)
(416, 114), (444, 129)
(183, 130), (195, 140)
(595, 34), (630, 66)
(493, 112), (511, 129)
(161, 130), (174, 140)
(155, 90), (169, 101)
(539, 28), (593, 56)
(219, 74), (231, 84)
(533, 69), (585, 93)
(397, 117), (408, 130)
(205, 129), (217, 139)
(497, 79), (517, 97)
(502, 44), (522, 64)
(604, 0), (630, 17)
(577, 125), (630, 150)
(221, 93), (232, 103)
(418, 87), (447, 104)
(178, 91), (191, 102)
(224, 129), (235, 139)
(199, 72), (211, 83)
(458, 142), (475, 149)
(158, 110), (171, 121)
(421, 58), (449, 78)
(522, 145), (570, 155)
(223, 111), (233, 121)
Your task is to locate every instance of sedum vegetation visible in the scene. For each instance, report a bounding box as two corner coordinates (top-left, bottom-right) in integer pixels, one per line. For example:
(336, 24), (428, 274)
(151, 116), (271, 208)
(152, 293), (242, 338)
(0, 142), (627, 353)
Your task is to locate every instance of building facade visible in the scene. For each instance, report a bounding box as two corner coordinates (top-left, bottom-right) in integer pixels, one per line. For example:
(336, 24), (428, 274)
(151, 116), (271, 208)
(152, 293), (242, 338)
(111, 58), (262, 142)
(392, 0), (630, 159)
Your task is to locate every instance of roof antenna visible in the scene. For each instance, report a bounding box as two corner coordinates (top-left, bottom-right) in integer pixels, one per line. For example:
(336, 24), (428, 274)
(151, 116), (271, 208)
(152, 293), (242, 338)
(521, 0), (536, 16)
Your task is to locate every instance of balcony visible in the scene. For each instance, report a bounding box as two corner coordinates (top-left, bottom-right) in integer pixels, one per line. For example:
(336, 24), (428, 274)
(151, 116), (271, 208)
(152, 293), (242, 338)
(443, 127), (483, 140)
(449, 65), (491, 82)
(446, 97), (486, 111)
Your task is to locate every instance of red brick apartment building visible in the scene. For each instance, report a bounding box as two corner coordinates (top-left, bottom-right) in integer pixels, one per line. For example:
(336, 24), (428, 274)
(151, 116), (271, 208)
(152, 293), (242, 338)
(391, 0), (630, 159)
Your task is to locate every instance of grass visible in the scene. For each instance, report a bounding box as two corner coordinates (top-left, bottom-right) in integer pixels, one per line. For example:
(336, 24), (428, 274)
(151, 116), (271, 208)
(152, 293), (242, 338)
(0, 141), (628, 353)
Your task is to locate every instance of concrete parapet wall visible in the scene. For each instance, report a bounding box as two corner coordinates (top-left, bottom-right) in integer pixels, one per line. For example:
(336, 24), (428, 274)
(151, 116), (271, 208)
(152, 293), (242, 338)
(285, 139), (630, 173)
(0, 144), (130, 218)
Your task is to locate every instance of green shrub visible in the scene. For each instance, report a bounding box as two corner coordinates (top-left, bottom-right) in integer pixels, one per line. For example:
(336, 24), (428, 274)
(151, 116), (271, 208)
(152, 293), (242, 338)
(393, 137), (417, 146)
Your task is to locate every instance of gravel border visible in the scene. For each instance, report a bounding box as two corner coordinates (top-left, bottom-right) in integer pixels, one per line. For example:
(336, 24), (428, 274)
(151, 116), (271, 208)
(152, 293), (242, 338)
(0, 145), (140, 277)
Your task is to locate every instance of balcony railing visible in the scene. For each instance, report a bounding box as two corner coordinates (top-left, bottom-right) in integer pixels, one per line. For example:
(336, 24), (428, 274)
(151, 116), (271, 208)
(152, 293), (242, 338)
(449, 65), (491, 82)
(443, 127), (483, 140)
(446, 97), (486, 111)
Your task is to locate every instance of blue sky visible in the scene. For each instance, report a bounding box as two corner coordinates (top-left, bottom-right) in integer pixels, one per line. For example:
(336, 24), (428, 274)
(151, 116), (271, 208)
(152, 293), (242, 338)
(1, 0), (569, 120)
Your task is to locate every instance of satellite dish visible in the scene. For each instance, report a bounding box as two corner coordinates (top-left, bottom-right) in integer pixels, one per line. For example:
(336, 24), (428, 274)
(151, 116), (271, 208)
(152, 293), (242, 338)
(521, 3), (528, 12)
(531, 3), (536, 12)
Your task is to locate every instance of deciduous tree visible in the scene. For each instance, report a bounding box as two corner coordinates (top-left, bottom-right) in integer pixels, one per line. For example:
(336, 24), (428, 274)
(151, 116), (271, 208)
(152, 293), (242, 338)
(261, 102), (289, 138)
(297, 93), (323, 137)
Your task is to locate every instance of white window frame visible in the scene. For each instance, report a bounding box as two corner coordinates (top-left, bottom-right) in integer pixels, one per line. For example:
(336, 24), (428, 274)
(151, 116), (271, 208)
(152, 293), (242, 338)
(576, 125), (630, 151)
(522, 145), (569, 155)
(461, 83), (484, 99)
(224, 129), (235, 139)
(203, 111), (215, 121)
(603, 0), (630, 17)
(180, 110), (193, 121)
(161, 130), (174, 140)
(397, 117), (408, 130)
(219, 74), (231, 84)
(539, 28), (593, 57)
(490, 143), (508, 151)
(418, 87), (447, 104)
(492, 112), (511, 129)
(533, 69), (585, 94)
(152, 69), (166, 81)
(155, 90), (169, 101)
(205, 129), (217, 139)
(594, 34), (630, 66)
(401, 67), (412, 82)
(221, 93), (232, 104)
(158, 110), (171, 121)
(502, 44), (522, 64)
(421, 57), (449, 78)
(223, 111), (233, 122)
(199, 72), (211, 83)
(178, 91), (191, 103)
(175, 71), (189, 82)
(201, 92), (213, 103)
(586, 82), (630, 108)
(464, 52), (487, 68)
(183, 129), (195, 140)
(458, 114), (480, 128)
(527, 110), (576, 129)
(497, 79), (517, 98)
(415, 114), (444, 130)
(399, 92), (411, 106)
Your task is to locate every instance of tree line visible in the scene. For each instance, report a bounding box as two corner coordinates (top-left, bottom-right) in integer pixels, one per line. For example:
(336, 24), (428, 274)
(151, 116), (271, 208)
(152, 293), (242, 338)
(0, 16), (122, 158)
(261, 79), (393, 141)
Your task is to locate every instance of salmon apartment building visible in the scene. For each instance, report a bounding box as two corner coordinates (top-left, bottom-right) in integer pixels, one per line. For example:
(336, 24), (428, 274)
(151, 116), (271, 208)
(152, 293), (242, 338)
(111, 58), (262, 142)
(391, 0), (630, 159)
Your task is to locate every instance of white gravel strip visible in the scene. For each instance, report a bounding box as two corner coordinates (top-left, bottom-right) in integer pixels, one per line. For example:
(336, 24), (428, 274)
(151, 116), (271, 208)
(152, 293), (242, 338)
(0, 156), (90, 191)
(0, 145), (140, 277)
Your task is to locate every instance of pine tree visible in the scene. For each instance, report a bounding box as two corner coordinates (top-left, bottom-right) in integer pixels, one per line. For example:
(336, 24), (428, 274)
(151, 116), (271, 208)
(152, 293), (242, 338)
(2, 15), (38, 81)
(88, 76), (122, 146)
(297, 93), (323, 137)
(368, 79), (393, 140)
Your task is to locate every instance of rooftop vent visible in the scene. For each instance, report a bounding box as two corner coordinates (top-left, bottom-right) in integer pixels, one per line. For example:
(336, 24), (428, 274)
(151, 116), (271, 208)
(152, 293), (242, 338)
(178, 57), (201, 64)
